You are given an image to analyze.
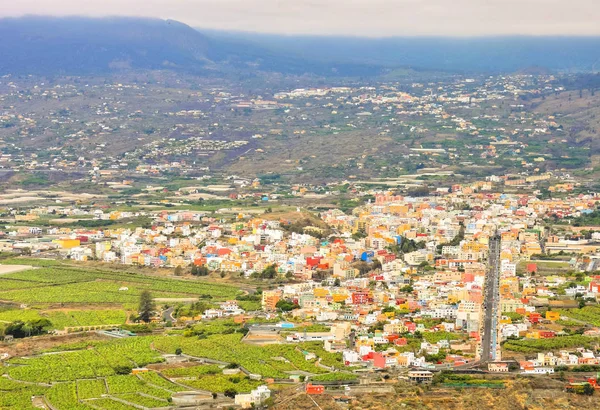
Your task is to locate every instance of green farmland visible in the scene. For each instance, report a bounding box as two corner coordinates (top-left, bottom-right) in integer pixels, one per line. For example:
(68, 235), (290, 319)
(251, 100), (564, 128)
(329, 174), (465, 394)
(0, 261), (240, 308)
(0, 329), (344, 409)
(0, 260), (344, 408)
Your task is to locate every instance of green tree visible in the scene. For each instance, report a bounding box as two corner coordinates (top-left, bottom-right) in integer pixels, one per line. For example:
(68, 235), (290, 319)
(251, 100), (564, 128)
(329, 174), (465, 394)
(139, 290), (155, 323)
(583, 383), (595, 396)
(259, 264), (277, 279)
(352, 229), (367, 240)
(5, 319), (52, 338)
(400, 285), (414, 293)
(192, 265), (209, 276)
(276, 299), (299, 312)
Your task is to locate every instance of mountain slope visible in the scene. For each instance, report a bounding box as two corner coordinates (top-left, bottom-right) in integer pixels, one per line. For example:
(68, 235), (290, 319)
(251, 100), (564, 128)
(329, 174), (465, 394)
(0, 17), (215, 74)
(0, 16), (385, 77)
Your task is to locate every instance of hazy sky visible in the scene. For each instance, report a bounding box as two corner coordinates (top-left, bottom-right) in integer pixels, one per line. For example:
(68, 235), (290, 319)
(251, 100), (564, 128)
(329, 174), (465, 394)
(1, 0), (600, 37)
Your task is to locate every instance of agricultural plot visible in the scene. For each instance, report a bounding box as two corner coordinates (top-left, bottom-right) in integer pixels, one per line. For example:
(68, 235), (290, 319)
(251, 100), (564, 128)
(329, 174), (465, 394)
(76, 379), (107, 400)
(0, 309), (128, 330)
(0, 390), (42, 410)
(503, 335), (600, 353)
(137, 371), (187, 392)
(2, 351), (185, 409)
(161, 364), (222, 378)
(310, 372), (358, 382)
(46, 382), (96, 410)
(46, 309), (128, 330)
(0, 377), (47, 410)
(0, 263), (240, 307)
(0, 279), (50, 290)
(178, 373), (262, 393)
(0, 309), (44, 323)
(153, 333), (343, 378)
(106, 375), (173, 399)
(112, 393), (168, 408)
(83, 398), (139, 410)
(7, 338), (163, 383)
(422, 331), (464, 344)
(557, 306), (600, 326)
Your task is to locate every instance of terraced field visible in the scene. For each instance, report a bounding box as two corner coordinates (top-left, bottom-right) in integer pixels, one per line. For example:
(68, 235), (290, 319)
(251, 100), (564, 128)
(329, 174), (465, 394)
(152, 333), (343, 378)
(1, 337), (189, 409)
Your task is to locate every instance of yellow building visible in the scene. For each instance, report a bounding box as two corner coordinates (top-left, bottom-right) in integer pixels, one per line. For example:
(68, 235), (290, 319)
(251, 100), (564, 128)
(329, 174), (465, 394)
(389, 205), (409, 216)
(332, 293), (349, 303)
(54, 239), (80, 249)
(313, 288), (330, 298)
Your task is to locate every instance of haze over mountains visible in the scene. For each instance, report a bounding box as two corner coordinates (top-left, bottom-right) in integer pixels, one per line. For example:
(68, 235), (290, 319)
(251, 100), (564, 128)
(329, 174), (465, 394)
(210, 31), (600, 73)
(1, 16), (599, 76)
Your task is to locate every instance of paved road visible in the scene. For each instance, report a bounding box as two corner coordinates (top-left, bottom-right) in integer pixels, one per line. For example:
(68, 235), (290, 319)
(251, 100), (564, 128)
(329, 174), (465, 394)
(162, 307), (175, 322)
(481, 232), (501, 363)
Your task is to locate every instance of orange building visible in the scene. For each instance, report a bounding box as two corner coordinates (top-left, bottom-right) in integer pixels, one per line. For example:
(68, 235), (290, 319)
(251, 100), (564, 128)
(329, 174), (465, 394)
(261, 290), (282, 311)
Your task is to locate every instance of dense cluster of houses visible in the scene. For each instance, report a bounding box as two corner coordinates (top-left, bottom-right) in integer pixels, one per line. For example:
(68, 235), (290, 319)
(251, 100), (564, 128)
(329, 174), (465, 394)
(5, 185), (600, 371)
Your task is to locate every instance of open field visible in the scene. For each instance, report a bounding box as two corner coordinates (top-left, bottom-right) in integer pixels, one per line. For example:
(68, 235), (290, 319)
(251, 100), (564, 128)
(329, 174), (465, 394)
(0, 265), (33, 275)
(517, 260), (572, 276)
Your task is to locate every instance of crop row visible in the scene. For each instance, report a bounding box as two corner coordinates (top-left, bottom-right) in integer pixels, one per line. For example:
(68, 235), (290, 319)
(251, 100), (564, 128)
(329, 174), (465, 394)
(153, 333), (338, 378)
(0, 377), (47, 410)
(85, 398), (138, 410)
(161, 364), (222, 378)
(106, 375), (173, 399)
(77, 379), (107, 400)
(0, 264), (240, 306)
(46, 382), (96, 410)
(137, 371), (187, 391)
(114, 393), (167, 408)
(8, 338), (163, 383)
(179, 373), (261, 393)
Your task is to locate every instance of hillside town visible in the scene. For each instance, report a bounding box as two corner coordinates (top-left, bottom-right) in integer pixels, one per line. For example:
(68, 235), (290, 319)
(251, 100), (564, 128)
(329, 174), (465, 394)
(5, 180), (600, 381)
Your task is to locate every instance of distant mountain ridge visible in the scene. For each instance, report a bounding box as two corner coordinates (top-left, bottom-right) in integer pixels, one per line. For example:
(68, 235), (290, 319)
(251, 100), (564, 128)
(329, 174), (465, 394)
(202, 30), (600, 73)
(1, 16), (599, 76)
(0, 16), (384, 76)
